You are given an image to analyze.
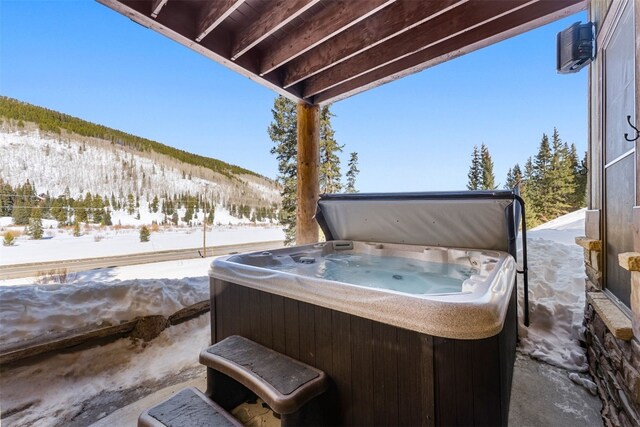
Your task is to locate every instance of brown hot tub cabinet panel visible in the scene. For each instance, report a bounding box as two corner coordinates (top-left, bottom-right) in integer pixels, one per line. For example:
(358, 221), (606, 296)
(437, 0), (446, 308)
(209, 278), (517, 426)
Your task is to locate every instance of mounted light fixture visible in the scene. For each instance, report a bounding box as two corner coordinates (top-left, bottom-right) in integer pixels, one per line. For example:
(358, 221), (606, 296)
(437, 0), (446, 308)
(557, 21), (595, 74)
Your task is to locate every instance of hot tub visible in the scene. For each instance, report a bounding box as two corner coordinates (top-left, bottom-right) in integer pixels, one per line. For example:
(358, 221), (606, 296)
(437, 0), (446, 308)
(211, 240), (516, 340)
(208, 191), (524, 426)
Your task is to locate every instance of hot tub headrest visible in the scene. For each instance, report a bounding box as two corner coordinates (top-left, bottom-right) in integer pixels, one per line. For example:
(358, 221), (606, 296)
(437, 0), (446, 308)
(316, 191), (520, 254)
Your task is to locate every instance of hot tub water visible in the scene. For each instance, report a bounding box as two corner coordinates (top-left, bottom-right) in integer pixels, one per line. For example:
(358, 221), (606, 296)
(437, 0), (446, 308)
(269, 252), (478, 295)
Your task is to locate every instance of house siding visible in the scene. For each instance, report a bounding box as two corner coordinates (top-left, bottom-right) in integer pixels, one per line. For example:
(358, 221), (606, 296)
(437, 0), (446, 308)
(584, 1), (640, 426)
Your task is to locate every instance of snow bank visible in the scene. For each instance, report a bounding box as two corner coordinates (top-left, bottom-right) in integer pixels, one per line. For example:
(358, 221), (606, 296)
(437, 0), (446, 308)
(516, 209), (588, 372)
(0, 277), (208, 345)
(1, 315), (210, 427)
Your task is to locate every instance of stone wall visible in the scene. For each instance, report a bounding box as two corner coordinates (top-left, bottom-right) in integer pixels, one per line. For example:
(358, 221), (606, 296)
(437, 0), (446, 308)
(584, 300), (640, 427)
(578, 210), (640, 427)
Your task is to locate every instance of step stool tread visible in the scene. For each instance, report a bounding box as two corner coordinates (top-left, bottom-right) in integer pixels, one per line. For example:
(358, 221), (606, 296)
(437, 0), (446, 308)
(139, 387), (242, 427)
(200, 335), (328, 414)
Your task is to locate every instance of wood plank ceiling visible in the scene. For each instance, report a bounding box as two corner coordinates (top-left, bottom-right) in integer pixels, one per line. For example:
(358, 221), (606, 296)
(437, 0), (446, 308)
(97, 0), (587, 105)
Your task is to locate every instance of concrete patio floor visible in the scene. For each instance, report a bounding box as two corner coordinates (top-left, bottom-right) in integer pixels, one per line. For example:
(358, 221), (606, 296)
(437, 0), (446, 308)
(90, 352), (603, 427)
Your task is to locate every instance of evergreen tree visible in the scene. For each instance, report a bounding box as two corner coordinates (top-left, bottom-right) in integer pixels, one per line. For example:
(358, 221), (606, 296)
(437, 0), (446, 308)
(74, 199), (87, 223)
(151, 195), (159, 213)
(127, 193), (135, 215)
(102, 209), (113, 226)
(518, 158), (539, 227)
(480, 143), (496, 190)
(574, 150), (588, 208)
(51, 197), (67, 223)
(504, 164), (522, 190)
(29, 207), (43, 239)
(3, 232), (16, 246)
(319, 105), (343, 193)
(208, 205), (215, 225)
(12, 180), (35, 225)
(544, 129), (575, 218)
(171, 212), (179, 225)
(92, 194), (104, 224)
(345, 152), (359, 193)
(84, 192), (94, 222)
(531, 133), (552, 221)
(0, 179), (14, 217)
(139, 225), (150, 242)
(466, 146), (481, 190)
(73, 219), (81, 237)
(268, 96), (298, 245)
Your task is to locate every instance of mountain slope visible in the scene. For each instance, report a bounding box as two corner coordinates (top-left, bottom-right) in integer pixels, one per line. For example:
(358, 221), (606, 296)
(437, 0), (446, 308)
(0, 98), (280, 220)
(0, 96), (260, 179)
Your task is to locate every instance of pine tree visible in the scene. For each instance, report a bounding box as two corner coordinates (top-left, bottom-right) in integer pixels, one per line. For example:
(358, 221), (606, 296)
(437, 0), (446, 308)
(545, 129), (575, 218)
(504, 164), (522, 190)
(0, 179), (14, 217)
(268, 96), (298, 245)
(530, 133), (552, 222)
(139, 225), (150, 242)
(12, 180), (35, 225)
(93, 194), (104, 224)
(521, 157), (540, 227)
(73, 219), (81, 237)
(208, 205), (215, 225)
(74, 199), (88, 223)
(102, 209), (113, 226)
(127, 193), (135, 215)
(51, 197), (67, 223)
(151, 195), (159, 213)
(574, 149), (587, 208)
(480, 143), (496, 190)
(466, 146), (482, 190)
(345, 152), (359, 193)
(3, 232), (15, 246)
(29, 207), (43, 239)
(319, 105), (343, 193)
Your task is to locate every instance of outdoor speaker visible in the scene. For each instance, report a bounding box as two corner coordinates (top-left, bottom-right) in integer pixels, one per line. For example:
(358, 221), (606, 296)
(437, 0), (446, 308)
(557, 22), (594, 74)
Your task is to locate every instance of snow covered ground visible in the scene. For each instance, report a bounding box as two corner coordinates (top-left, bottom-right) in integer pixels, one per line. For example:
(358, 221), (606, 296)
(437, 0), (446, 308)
(0, 225), (284, 265)
(517, 208), (588, 372)
(0, 209), (592, 426)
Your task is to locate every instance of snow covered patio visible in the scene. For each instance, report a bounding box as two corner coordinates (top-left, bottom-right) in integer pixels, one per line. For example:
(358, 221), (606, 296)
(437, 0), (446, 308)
(0, 210), (604, 426)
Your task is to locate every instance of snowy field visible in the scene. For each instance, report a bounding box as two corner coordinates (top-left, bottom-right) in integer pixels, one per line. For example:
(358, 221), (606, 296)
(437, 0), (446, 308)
(0, 209), (591, 426)
(0, 225), (284, 265)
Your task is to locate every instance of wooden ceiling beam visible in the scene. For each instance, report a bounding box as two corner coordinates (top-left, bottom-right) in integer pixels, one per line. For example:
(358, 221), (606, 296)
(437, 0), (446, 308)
(313, 0), (586, 105)
(303, 0), (536, 98)
(282, 0), (467, 88)
(230, 0), (322, 61)
(259, 0), (395, 76)
(151, 0), (168, 18)
(196, 0), (246, 43)
(96, 0), (307, 103)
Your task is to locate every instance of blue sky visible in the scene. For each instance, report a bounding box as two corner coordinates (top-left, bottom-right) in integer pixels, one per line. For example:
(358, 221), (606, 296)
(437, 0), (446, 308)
(0, 1), (588, 192)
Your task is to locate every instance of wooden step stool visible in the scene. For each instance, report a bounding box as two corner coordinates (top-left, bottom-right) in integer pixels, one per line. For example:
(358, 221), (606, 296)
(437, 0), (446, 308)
(200, 335), (329, 426)
(138, 387), (243, 427)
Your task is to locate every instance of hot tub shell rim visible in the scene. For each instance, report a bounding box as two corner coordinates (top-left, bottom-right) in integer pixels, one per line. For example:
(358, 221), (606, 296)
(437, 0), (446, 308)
(210, 241), (516, 340)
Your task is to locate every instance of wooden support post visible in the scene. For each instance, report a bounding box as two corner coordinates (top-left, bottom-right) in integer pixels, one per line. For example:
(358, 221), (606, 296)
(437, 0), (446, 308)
(296, 102), (319, 245)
